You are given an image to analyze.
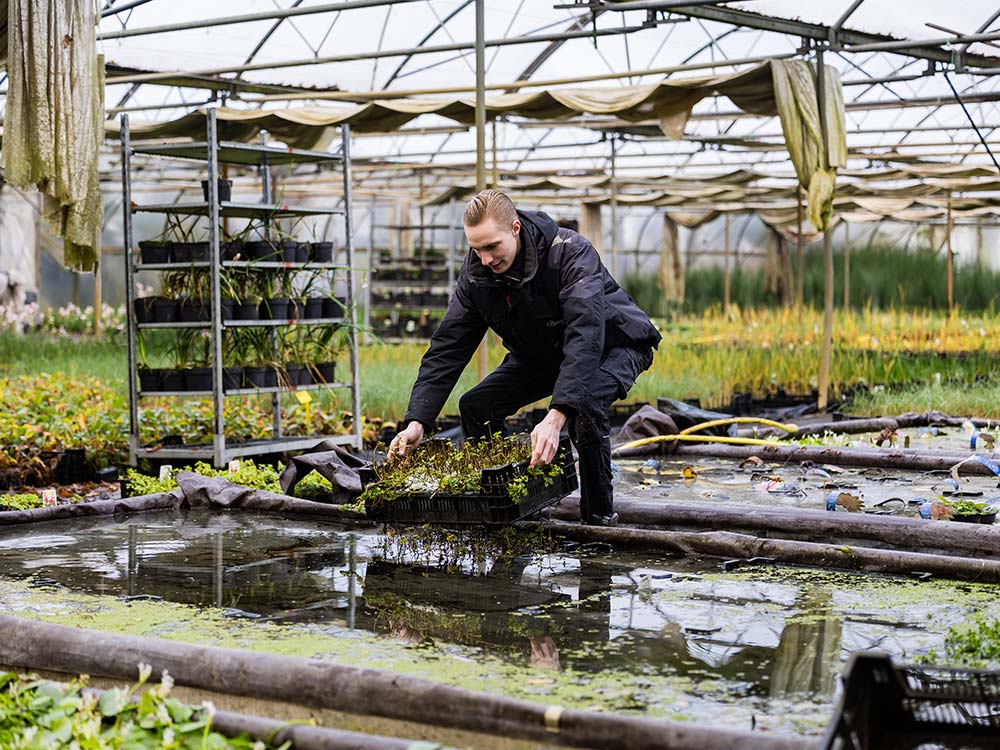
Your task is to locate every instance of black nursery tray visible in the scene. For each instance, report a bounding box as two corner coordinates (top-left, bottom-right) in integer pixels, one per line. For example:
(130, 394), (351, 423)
(362, 439), (578, 526)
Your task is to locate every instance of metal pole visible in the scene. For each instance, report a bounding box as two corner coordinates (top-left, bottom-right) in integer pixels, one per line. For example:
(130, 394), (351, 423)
(93, 253), (102, 336)
(98, 0), (425, 40)
(342, 124), (363, 450)
(723, 212), (731, 309)
(796, 183), (804, 307)
(843, 221), (850, 309)
(474, 0), (488, 384)
(206, 109), (226, 467)
(946, 193), (954, 317)
(609, 136), (618, 279)
(365, 195), (375, 343)
(491, 119), (499, 188)
(447, 196), (458, 295)
(121, 115), (140, 468)
(816, 49), (834, 414)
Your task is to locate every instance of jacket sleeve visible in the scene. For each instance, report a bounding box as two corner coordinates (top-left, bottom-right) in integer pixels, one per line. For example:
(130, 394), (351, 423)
(549, 235), (606, 416)
(402, 278), (487, 430)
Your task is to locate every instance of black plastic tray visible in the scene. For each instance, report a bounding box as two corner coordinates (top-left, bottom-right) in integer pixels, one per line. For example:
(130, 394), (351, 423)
(362, 438), (578, 525)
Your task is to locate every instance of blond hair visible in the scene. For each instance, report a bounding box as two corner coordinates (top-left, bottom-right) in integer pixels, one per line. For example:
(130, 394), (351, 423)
(463, 189), (517, 227)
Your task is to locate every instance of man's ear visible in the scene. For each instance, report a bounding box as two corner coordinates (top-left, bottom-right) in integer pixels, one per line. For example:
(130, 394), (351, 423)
(511, 219), (521, 235)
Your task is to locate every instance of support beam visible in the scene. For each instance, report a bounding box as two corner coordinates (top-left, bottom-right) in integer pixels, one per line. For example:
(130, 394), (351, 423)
(723, 212), (731, 308)
(946, 193), (954, 316)
(842, 221), (850, 309)
(816, 49), (834, 413)
(796, 184), (804, 307)
(475, 0), (488, 384)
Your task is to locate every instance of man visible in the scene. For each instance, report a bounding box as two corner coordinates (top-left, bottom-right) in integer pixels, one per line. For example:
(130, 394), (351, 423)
(389, 189), (661, 526)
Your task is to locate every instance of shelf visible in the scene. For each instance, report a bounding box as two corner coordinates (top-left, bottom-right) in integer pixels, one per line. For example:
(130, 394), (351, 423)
(137, 317), (345, 330)
(132, 201), (343, 219)
(139, 381), (352, 399)
(136, 261), (346, 271)
(131, 140), (343, 167)
(134, 434), (357, 461)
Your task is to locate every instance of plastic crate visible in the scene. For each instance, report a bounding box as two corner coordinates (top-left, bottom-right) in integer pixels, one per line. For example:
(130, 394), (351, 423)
(363, 438), (578, 525)
(822, 651), (1000, 750)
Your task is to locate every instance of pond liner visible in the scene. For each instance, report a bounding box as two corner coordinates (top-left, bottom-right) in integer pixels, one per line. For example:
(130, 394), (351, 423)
(0, 491), (181, 526)
(547, 498), (1000, 558)
(0, 616), (812, 750)
(540, 521), (1000, 583)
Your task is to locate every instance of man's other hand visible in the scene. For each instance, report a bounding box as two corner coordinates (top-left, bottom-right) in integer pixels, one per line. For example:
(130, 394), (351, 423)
(388, 421), (424, 459)
(530, 408), (567, 467)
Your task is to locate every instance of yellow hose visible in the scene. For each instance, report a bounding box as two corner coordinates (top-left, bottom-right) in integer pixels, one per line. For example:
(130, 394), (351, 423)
(616, 434), (783, 451)
(678, 417), (798, 436)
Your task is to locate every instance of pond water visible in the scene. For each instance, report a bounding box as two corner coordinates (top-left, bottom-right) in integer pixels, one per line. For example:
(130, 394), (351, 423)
(1, 509), (997, 737)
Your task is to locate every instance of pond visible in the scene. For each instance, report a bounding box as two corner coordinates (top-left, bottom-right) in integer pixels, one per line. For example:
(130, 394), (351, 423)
(1, 509), (997, 737)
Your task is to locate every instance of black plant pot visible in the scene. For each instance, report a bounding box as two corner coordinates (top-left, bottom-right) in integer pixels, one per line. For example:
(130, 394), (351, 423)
(172, 242), (209, 263)
(222, 366), (244, 392)
(138, 368), (161, 392)
(222, 240), (244, 261)
(139, 241), (172, 264)
(260, 297), (290, 320)
(160, 369), (186, 392)
(298, 365), (313, 386)
(201, 179), (233, 203)
(184, 367), (213, 392)
(180, 299), (211, 322)
(264, 368), (279, 388)
(152, 299), (180, 323)
(289, 299), (304, 321)
(221, 299), (236, 321)
(244, 366), (267, 388)
(276, 240), (300, 263)
(313, 361), (336, 384)
(286, 364), (303, 385)
(310, 241), (334, 263)
(295, 244), (310, 264)
(322, 297), (346, 318)
(133, 297), (157, 323)
(245, 240), (277, 261)
(234, 300), (259, 321)
(304, 297), (325, 319)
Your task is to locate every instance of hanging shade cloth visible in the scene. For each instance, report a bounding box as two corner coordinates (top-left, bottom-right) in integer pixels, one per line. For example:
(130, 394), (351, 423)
(113, 62), (781, 149)
(3, 0), (104, 272)
(771, 59), (847, 232)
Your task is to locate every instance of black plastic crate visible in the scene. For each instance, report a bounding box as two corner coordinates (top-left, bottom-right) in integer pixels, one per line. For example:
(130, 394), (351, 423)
(363, 438), (578, 525)
(822, 651), (1000, 750)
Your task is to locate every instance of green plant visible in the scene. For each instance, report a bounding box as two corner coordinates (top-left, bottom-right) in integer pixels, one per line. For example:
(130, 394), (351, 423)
(0, 493), (43, 511)
(0, 668), (287, 749)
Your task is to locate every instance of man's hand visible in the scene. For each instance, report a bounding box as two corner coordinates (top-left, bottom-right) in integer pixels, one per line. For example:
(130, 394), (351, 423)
(530, 408), (567, 467)
(388, 421), (424, 460)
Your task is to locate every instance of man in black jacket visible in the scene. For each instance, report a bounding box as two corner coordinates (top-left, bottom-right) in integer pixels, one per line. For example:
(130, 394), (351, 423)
(389, 190), (661, 525)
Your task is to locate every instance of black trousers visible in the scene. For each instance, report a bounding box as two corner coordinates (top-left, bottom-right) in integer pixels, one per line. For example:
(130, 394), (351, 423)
(459, 346), (654, 521)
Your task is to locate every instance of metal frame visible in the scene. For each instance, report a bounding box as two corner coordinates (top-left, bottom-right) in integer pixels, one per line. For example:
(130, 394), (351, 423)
(121, 111), (362, 468)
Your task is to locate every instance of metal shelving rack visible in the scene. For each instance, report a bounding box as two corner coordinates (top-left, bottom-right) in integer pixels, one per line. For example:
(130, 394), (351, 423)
(122, 108), (363, 467)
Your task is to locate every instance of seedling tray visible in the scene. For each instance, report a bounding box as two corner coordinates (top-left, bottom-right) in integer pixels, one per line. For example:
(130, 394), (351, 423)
(362, 438), (577, 526)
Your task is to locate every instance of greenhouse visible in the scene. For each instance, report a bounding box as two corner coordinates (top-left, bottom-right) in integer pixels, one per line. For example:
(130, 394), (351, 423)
(1, 1), (1000, 748)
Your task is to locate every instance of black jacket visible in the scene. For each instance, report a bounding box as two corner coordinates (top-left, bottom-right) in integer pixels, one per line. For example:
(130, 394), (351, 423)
(403, 209), (661, 429)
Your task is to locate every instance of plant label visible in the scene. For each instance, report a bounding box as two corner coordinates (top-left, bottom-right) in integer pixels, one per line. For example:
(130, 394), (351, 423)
(295, 391), (312, 405)
(158, 465), (172, 481)
(228, 460), (241, 474)
(42, 489), (57, 507)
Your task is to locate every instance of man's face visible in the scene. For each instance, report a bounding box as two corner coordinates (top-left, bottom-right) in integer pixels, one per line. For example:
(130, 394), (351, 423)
(465, 216), (521, 275)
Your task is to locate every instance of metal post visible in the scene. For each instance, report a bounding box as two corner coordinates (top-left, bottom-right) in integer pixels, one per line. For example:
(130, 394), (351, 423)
(843, 221), (850, 309)
(474, 0), (488, 383)
(491, 119), (499, 188)
(976, 218), (984, 267)
(93, 251), (102, 336)
(206, 109), (226, 466)
(365, 195), (375, 343)
(447, 196), (458, 296)
(609, 136), (618, 279)
(259, 131), (282, 443)
(816, 49), (834, 413)
(946, 194), (954, 317)
(342, 124), (363, 450)
(121, 115), (140, 467)
(723, 212), (731, 309)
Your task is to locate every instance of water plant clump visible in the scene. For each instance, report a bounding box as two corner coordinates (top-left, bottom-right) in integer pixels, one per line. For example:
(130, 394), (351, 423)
(0, 668), (286, 749)
(125, 460), (282, 496)
(0, 493), (43, 511)
(360, 434), (562, 505)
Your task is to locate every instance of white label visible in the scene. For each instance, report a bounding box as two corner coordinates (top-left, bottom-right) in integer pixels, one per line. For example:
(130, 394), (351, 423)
(41, 489), (57, 507)
(228, 460), (240, 474)
(158, 464), (172, 480)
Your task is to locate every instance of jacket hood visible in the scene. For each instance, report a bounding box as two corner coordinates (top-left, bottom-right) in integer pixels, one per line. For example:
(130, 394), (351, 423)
(468, 209), (559, 288)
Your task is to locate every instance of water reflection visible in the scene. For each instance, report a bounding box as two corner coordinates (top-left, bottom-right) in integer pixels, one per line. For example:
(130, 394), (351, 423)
(0, 509), (960, 710)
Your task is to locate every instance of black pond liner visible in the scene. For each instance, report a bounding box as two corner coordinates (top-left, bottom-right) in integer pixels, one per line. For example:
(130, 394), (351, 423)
(362, 437), (578, 526)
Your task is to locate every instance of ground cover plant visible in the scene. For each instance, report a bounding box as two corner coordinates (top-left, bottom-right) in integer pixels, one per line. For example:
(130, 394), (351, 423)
(0, 668), (283, 749)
